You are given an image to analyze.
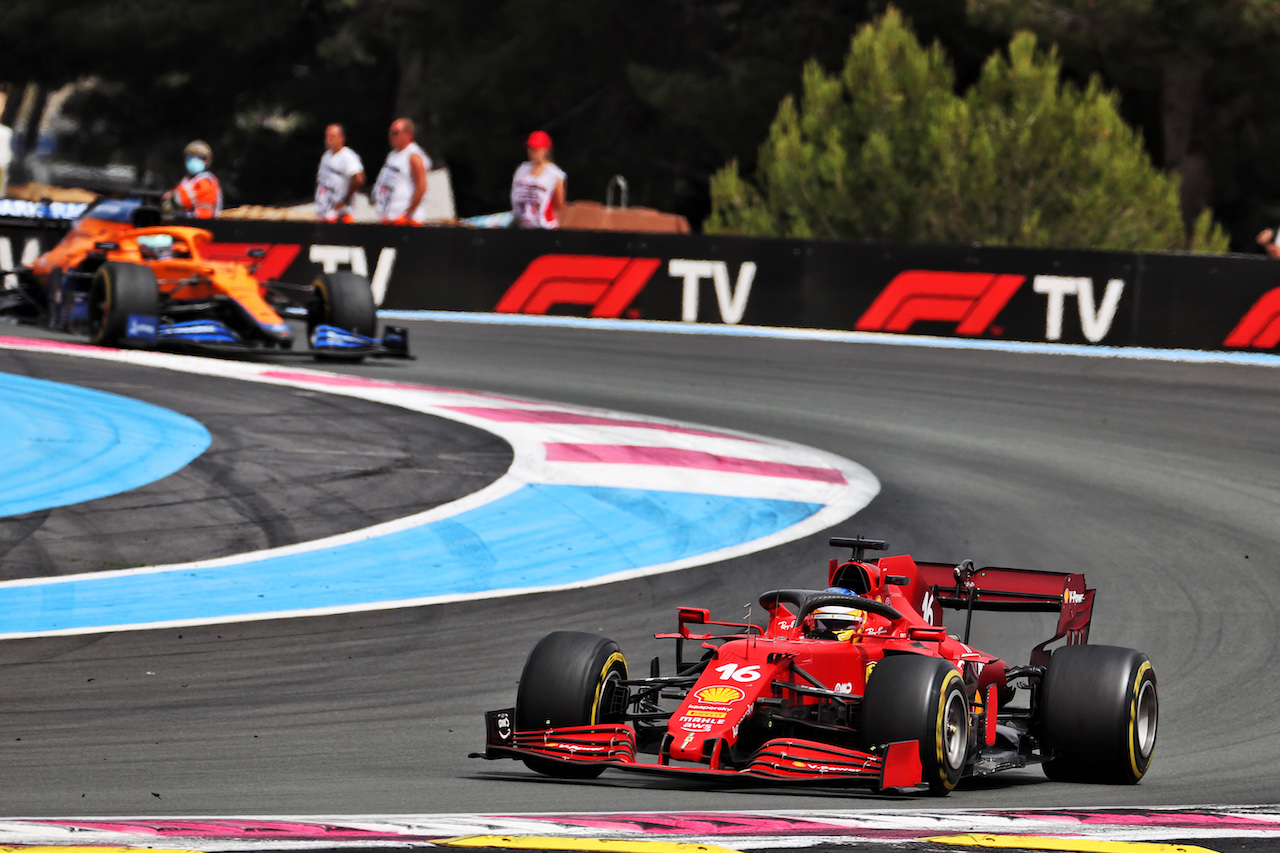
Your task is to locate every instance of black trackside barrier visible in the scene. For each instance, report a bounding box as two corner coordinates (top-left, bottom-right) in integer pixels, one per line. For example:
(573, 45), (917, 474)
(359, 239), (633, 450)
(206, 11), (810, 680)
(4, 216), (1280, 354)
(0, 220), (76, 266)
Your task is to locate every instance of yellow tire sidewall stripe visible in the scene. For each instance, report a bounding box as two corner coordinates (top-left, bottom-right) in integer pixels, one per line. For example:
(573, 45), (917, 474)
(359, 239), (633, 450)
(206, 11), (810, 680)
(934, 667), (964, 789)
(589, 651), (627, 723)
(1128, 659), (1155, 779)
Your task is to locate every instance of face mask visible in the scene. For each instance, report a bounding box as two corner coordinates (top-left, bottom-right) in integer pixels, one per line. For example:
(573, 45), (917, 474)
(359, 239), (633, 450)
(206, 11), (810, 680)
(186, 156), (206, 175)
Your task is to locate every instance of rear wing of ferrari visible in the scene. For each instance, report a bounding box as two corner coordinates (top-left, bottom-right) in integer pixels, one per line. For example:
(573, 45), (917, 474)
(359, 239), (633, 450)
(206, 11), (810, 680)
(912, 559), (1094, 668)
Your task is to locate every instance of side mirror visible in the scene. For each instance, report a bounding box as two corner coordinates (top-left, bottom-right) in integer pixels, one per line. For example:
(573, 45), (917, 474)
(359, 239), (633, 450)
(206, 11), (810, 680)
(677, 607), (709, 625)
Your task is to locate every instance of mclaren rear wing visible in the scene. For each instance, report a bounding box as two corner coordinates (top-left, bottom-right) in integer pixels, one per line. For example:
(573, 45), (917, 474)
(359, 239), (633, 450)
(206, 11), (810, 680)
(913, 559), (1094, 667)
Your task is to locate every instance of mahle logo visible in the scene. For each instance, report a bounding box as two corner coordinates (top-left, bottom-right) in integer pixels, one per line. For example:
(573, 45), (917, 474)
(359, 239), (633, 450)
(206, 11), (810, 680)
(694, 685), (745, 704)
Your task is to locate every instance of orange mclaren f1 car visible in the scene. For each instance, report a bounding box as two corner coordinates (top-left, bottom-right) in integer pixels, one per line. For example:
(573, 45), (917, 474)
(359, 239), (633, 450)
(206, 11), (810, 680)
(1, 198), (407, 360)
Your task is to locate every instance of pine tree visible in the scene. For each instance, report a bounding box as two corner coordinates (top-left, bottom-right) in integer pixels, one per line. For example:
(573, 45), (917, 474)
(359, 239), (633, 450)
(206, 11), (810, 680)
(707, 7), (1229, 252)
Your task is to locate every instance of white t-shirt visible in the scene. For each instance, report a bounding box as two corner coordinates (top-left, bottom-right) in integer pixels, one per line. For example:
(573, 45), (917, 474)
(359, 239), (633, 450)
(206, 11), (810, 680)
(511, 161), (566, 229)
(0, 124), (13, 169)
(315, 146), (364, 219)
(373, 142), (431, 223)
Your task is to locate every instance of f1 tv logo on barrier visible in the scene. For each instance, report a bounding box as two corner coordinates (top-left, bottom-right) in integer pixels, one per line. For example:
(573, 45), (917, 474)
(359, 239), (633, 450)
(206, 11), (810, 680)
(1225, 289), (1280, 349)
(857, 270), (1125, 342)
(496, 255), (661, 317)
(497, 254), (757, 322)
(669, 259), (756, 324)
(856, 271), (1023, 336)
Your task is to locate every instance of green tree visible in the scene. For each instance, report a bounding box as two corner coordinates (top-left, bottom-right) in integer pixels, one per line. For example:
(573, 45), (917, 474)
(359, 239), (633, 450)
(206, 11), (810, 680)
(707, 8), (1228, 252)
(966, 0), (1280, 250)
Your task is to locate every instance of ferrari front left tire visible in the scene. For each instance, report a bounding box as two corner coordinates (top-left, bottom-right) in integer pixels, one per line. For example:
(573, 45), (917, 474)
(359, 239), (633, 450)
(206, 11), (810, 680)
(514, 631), (628, 778)
(860, 654), (969, 795)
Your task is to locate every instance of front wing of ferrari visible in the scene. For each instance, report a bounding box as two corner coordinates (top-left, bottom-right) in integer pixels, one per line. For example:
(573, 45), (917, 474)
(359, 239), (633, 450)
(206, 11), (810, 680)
(478, 709), (923, 789)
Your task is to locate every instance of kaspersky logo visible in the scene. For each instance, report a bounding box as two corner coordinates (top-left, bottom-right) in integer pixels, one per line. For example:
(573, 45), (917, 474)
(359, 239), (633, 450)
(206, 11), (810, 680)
(693, 685), (745, 704)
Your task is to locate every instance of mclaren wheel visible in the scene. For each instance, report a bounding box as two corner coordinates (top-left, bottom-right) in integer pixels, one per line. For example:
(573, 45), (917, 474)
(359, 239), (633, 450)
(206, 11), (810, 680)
(514, 631), (629, 779)
(860, 654), (969, 795)
(307, 270), (376, 361)
(87, 262), (158, 347)
(1040, 645), (1157, 784)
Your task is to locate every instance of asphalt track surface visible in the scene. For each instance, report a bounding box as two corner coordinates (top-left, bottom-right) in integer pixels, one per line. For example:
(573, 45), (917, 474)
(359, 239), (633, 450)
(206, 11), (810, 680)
(0, 318), (1277, 821)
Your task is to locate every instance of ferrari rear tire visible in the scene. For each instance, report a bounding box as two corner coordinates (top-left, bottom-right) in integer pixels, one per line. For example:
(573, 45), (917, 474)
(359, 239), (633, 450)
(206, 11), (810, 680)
(860, 654), (969, 795)
(87, 262), (158, 347)
(1040, 645), (1157, 784)
(514, 631), (628, 778)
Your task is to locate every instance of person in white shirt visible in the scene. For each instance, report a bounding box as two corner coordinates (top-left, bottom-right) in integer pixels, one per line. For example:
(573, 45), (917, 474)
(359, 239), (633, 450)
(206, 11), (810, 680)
(372, 117), (430, 225)
(315, 123), (365, 223)
(0, 123), (12, 197)
(511, 130), (566, 229)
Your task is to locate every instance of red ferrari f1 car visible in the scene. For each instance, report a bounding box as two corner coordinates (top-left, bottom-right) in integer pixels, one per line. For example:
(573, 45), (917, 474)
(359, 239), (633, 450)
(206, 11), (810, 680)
(481, 537), (1158, 794)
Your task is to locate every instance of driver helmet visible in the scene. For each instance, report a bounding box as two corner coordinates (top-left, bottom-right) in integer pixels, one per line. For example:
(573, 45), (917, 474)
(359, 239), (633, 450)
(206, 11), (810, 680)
(812, 586), (866, 638)
(136, 233), (175, 259)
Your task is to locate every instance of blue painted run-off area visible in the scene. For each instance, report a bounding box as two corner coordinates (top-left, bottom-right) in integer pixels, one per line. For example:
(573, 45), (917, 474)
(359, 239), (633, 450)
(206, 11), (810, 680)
(0, 484), (819, 633)
(0, 372), (211, 517)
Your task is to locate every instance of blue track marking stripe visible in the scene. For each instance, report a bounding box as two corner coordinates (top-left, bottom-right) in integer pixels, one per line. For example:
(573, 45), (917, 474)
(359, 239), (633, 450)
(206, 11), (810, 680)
(0, 485), (818, 635)
(0, 372), (211, 517)
(0, 337), (878, 637)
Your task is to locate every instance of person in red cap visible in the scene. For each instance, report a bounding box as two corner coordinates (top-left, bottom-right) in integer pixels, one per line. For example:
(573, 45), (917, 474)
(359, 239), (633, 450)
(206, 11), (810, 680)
(510, 130), (566, 229)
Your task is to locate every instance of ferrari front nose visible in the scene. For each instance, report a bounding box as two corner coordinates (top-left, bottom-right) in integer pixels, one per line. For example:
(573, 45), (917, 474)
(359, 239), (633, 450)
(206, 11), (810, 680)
(669, 731), (709, 763)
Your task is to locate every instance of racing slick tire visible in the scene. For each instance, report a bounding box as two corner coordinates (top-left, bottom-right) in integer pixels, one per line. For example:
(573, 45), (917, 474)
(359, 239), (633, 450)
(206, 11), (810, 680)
(87, 262), (158, 347)
(308, 271), (376, 360)
(860, 654), (969, 796)
(1040, 645), (1157, 784)
(515, 631), (629, 779)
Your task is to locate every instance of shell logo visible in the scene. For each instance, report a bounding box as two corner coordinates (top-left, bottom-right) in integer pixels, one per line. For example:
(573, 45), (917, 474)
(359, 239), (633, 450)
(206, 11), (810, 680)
(693, 685), (745, 704)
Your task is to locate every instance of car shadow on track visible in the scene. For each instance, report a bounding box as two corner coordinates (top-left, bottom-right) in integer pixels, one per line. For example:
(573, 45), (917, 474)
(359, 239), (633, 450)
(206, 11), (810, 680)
(464, 769), (1044, 801)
